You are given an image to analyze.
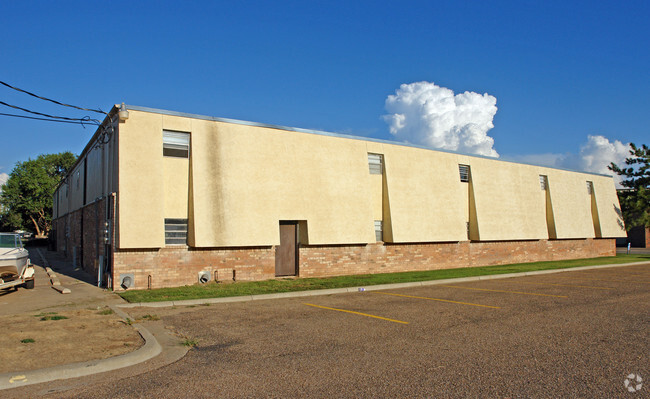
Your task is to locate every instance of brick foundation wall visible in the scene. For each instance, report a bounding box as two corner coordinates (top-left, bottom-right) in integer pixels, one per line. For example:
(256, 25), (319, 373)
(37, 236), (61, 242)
(298, 238), (615, 278)
(112, 246), (276, 290)
(53, 217), (66, 254)
(64, 210), (82, 266)
(51, 197), (111, 284)
(80, 199), (108, 280)
(111, 238), (614, 290)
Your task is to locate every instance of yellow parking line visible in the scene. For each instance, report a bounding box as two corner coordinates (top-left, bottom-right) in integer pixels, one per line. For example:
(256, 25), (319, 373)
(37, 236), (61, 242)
(557, 276), (650, 284)
(303, 303), (409, 324)
(440, 285), (568, 298)
(613, 271), (649, 276)
(373, 292), (500, 309)
(502, 281), (613, 290)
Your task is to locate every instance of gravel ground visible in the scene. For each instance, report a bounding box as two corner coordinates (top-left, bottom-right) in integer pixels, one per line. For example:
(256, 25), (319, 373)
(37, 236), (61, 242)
(0, 248), (143, 374)
(8, 263), (649, 398)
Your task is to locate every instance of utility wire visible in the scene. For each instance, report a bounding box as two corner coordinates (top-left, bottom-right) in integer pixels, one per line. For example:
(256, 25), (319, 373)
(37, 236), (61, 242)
(0, 80), (107, 115)
(0, 80), (113, 145)
(0, 100), (101, 124)
(0, 112), (100, 126)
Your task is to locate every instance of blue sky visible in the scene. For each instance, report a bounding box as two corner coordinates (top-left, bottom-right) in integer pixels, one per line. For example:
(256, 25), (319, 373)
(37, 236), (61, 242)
(1, 0), (648, 179)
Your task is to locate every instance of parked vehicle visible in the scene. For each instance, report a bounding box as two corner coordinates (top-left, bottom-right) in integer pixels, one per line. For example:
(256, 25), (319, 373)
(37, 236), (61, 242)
(0, 233), (34, 290)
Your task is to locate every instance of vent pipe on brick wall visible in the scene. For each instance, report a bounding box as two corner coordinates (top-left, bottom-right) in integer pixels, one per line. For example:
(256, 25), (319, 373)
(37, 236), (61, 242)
(98, 255), (104, 287)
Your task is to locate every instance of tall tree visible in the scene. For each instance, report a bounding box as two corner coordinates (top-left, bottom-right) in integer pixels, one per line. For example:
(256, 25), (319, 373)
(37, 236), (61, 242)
(608, 143), (649, 229)
(0, 152), (77, 236)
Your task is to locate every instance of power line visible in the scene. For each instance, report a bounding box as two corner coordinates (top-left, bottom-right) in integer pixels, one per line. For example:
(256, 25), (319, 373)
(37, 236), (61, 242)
(0, 80), (114, 144)
(0, 100), (101, 124)
(0, 80), (107, 115)
(0, 112), (99, 126)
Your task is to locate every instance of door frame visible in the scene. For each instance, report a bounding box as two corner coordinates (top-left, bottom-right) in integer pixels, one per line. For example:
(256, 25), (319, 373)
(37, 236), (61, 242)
(275, 221), (299, 277)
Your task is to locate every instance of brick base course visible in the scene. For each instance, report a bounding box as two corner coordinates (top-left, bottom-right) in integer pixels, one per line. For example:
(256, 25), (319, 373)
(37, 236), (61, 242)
(110, 238), (614, 290)
(112, 246), (276, 290)
(52, 197), (111, 284)
(298, 238), (615, 278)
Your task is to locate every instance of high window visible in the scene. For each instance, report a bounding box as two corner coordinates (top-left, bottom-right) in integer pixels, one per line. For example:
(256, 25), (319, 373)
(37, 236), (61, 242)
(368, 153), (383, 174)
(459, 164), (470, 182)
(165, 218), (188, 245)
(163, 130), (190, 158)
(374, 220), (383, 242)
(539, 175), (548, 190)
(587, 181), (593, 195)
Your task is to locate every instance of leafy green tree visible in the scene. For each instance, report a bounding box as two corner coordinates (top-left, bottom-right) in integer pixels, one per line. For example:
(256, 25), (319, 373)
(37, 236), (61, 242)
(0, 152), (77, 236)
(609, 143), (649, 229)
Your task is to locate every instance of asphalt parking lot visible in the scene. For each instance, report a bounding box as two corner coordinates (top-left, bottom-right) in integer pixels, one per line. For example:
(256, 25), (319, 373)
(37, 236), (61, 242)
(13, 263), (650, 398)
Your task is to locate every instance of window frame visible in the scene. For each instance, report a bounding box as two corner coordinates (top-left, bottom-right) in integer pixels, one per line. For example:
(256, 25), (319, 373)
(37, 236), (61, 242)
(374, 220), (383, 242)
(539, 175), (547, 190)
(163, 130), (190, 158)
(368, 153), (383, 175)
(164, 218), (188, 245)
(458, 164), (470, 183)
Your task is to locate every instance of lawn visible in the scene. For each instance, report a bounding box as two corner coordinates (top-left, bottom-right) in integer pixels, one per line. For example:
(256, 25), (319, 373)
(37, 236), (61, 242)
(118, 254), (649, 303)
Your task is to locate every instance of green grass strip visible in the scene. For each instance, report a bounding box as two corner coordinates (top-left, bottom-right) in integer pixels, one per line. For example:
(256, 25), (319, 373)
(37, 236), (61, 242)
(118, 254), (649, 303)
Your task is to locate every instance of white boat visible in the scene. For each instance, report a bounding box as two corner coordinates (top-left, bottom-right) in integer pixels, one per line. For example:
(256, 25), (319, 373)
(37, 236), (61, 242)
(0, 233), (34, 289)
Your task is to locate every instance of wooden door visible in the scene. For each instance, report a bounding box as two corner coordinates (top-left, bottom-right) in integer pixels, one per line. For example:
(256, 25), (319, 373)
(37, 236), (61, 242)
(275, 223), (297, 276)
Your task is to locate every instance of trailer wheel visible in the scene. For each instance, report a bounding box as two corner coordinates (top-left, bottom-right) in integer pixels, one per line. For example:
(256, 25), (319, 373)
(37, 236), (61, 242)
(23, 279), (35, 289)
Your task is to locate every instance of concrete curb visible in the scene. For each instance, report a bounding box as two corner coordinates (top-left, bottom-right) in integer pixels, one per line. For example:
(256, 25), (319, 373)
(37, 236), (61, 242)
(0, 249), (177, 391)
(117, 261), (649, 309)
(0, 321), (161, 390)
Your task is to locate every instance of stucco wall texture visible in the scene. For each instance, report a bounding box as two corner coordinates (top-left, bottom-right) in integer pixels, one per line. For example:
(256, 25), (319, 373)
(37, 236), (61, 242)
(52, 105), (626, 289)
(116, 109), (624, 248)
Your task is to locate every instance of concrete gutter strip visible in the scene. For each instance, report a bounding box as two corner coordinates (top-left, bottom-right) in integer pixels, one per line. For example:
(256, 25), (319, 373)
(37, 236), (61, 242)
(0, 324), (161, 390)
(521, 262), (642, 276)
(118, 261), (648, 309)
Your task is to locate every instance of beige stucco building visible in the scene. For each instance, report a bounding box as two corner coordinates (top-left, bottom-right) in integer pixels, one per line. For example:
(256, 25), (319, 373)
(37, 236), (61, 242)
(52, 105), (626, 290)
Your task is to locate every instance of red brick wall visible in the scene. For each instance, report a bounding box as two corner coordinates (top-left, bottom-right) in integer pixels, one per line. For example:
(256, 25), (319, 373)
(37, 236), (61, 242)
(110, 238), (614, 290)
(53, 217), (66, 254)
(112, 246), (276, 290)
(81, 199), (108, 280)
(51, 197), (111, 284)
(298, 239), (615, 278)
(65, 209), (82, 266)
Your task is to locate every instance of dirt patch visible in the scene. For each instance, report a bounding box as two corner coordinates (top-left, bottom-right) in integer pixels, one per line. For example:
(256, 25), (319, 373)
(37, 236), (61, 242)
(0, 307), (143, 373)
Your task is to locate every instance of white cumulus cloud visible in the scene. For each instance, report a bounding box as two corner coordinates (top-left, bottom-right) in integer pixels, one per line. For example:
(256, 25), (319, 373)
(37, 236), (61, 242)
(383, 81), (499, 157)
(0, 173), (8, 193)
(577, 135), (629, 176)
(506, 135), (630, 187)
